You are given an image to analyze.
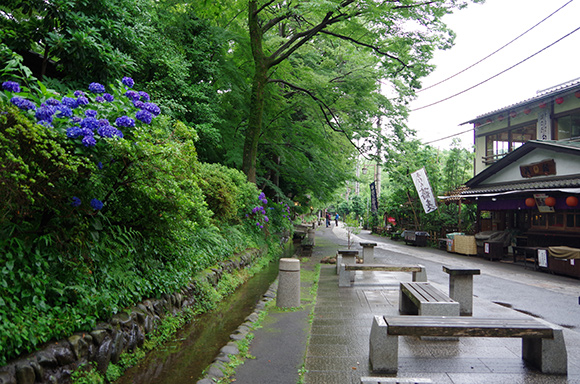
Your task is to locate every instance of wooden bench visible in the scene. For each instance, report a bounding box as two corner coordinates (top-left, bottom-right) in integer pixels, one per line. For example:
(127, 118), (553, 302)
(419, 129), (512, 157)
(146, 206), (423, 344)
(399, 282), (459, 316)
(338, 264), (427, 287)
(369, 315), (567, 375)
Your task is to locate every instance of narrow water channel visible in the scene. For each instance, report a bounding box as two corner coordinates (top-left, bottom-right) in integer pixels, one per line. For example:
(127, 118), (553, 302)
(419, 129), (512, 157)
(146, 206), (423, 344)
(114, 253), (285, 384)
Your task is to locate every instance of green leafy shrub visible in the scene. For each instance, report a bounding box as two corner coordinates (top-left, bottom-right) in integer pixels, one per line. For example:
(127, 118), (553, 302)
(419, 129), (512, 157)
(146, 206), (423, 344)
(0, 76), (276, 366)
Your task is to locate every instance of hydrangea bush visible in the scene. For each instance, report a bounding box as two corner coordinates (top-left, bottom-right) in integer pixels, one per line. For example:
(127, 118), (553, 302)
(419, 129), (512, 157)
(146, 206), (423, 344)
(2, 77), (162, 216)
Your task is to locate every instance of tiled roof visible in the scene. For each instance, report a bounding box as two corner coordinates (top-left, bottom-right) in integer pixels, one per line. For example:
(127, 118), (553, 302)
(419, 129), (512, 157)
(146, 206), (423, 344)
(462, 78), (580, 124)
(462, 177), (580, 196)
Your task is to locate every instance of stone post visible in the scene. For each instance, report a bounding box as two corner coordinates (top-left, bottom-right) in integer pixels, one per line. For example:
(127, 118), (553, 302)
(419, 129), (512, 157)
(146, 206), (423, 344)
(359, 242), (377, 263)
(277, 258), (301, 308)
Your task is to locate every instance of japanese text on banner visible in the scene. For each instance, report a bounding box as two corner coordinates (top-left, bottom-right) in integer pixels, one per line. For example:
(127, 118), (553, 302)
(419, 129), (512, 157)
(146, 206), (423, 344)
(411, 168), (438, 214)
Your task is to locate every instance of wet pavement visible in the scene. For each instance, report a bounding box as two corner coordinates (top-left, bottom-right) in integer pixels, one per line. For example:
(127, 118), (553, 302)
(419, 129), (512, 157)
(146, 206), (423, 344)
(231, 224), (580, 384)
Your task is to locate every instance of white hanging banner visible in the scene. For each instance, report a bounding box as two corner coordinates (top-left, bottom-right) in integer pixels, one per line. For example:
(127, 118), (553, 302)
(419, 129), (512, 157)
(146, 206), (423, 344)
(537, 110), (551, 141)
(411, 167), (438, 214)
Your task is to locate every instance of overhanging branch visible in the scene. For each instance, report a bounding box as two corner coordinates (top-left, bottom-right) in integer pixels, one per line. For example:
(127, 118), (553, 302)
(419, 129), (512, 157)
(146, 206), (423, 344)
(320, 30), (410, 69)
(269, 78), (366, 155)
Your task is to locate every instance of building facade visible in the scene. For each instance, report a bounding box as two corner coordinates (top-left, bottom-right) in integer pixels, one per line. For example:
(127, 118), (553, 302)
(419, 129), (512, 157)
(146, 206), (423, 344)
(456, 79), (580, 278)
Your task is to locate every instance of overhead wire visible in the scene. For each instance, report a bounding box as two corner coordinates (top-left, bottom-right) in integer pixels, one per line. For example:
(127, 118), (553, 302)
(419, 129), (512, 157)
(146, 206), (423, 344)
(417, 0), (575, 94)
(410, 25), (580, 112)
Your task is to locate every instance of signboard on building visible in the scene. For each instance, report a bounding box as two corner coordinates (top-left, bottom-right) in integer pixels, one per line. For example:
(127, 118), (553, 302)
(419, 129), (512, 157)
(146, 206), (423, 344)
(411, 168), (438, 214)
(537, 110), (552, 141)
(534, 193), (555, 213)
(520, 159), (556, 178)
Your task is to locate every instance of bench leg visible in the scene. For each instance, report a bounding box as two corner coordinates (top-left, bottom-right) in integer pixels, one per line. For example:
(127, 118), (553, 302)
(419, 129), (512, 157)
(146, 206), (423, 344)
(522, 323), (567, 375)
(448, 275), (474, 316)
(369, 315), (399, 373)
(399, 289), (417, 315)
(412, 265), (427, 282)
(336, 254), (342, 274)
(338, 264), (352, 287)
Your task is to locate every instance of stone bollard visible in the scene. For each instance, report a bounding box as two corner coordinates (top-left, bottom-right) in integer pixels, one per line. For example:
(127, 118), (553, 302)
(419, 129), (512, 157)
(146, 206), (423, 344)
(277, 258), (301, 308)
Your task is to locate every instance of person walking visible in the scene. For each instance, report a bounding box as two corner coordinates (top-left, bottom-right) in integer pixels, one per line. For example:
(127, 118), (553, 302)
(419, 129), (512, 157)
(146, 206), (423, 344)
(326, 213), (331, 228)
(335, 212), (339, 227)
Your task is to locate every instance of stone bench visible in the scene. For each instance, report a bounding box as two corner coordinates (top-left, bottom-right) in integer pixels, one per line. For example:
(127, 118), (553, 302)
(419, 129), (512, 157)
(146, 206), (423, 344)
(361, 377), (432, 384)
(338, 264), (427, 287)
(399, 282), (459, 316)
(442, 265), (480, 316)
(369, 315), (567, 375)
(359, 242), (378, 263)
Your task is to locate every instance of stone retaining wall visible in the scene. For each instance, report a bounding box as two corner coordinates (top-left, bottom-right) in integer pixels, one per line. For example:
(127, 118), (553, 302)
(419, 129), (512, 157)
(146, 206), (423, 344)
(0, 248), (263, 384)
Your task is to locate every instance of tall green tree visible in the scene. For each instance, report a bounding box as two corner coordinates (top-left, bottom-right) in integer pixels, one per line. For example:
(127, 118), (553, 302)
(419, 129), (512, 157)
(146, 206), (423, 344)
(235, 0), (479, 182)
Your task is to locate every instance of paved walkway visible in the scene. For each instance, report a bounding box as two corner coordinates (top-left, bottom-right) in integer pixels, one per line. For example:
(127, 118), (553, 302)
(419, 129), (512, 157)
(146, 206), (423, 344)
(233, 224), (580, 384)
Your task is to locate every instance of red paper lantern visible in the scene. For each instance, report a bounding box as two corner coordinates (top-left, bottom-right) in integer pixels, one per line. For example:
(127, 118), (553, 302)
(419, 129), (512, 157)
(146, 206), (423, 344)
(524, 108), (531, 115)
(498, 115), (504, 121)
(539, 102), (547, 109)
(575, 91), (580, 99)
(566, 196), (579, 207)
(555, 97), (564, 105)
(525, 197), (535, 207)
(510, 111), (517, 118)
(545, 196), (556, 207)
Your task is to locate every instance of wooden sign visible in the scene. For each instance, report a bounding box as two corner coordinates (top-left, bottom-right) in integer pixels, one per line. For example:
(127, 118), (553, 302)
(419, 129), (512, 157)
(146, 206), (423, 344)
(520, 159), (556, 178)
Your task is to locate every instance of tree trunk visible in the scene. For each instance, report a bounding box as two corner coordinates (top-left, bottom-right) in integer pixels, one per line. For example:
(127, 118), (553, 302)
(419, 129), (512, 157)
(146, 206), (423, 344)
(243, 1), (269, 183)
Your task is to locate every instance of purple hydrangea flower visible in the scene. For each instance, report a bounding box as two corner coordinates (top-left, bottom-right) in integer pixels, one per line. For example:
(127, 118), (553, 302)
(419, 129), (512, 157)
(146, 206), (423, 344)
(124, 90), (140, 102)
(45, 98), (60, 106)
(264, 216), (269, 222)
(82, 134), (97, 147)
(2, 81), (21, 93)
(10, 96), (36, 111)
(71, 196), (82, 207)
(88, 82), (105, 94)
(90, 198), (103, 210)
(135, 109), (153, 124)
(35, 106), (55, 122)
(55, 105), (73, 118)
(72, 116), (82, 124)
(133, 100), (145, 109)
(73, 90), (85, 97)
(97, 125), (123, 138)
(77, 96), (89, 106)
(103, 93), (114, 102)
(95, 96), (105, 103)
(66, 126), (82, 139)
(97, 162), (103, 170)
(139, 91), (150, 101)
(85, 109), (98, 118)
(115, 116), (135, 128)
(80, 117), (99, 130)
(143, 102), (161, 116)
(80, 128), (93, 137)
(61, 97), (78, 109)
(122, 77), (134, 88)
(98, 118), (110, 126)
